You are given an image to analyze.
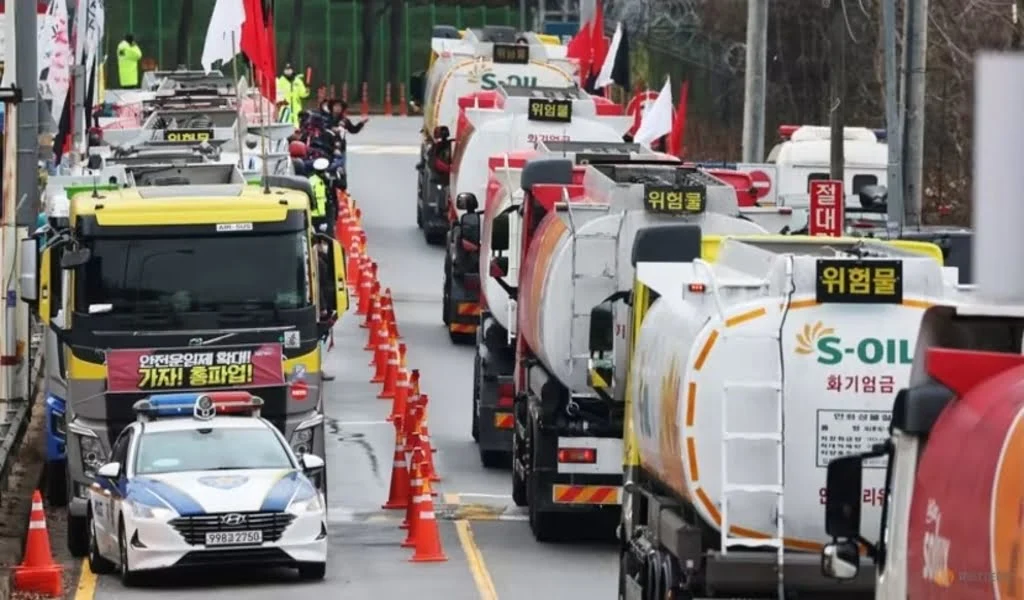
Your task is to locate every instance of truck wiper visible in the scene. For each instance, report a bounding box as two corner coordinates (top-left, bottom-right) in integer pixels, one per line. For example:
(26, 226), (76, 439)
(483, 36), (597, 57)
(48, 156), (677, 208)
(212, 300), (282, 321)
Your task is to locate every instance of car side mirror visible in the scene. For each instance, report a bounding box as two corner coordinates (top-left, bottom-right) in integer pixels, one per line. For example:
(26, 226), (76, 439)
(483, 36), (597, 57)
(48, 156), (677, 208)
(821, 540), (860, 580)
(60, 248), (91, 269)
(489, 256), (508, 278)
(456, 192), (479, 213)
(588, 300), (615, 353)
(824, 454), (864, 539)
(492, 213), (510, 252)
(300, 454), (325, 472)
(96, 462), (121, 479)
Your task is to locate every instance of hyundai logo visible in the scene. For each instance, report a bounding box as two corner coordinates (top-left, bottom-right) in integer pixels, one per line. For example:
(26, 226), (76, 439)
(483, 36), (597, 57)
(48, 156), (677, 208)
(220, 513), (246, 526)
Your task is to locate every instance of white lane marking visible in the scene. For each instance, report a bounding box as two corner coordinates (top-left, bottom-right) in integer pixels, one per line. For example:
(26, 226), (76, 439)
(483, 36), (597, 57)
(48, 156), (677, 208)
(332, 420), (391, 426)
(458, 493), (514, 499)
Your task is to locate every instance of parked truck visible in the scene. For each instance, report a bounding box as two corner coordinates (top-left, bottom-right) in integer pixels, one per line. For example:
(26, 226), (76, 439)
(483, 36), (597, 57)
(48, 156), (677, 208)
(492, 158), (767, 541)
(20, 172), (349, 556)
(612, 230), (953, 598)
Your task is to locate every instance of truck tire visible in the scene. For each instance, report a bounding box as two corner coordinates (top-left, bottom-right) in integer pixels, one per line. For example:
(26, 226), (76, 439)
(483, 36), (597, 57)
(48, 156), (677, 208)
(479, 449), (509, 469)
(416, 205), (423, 228)
(67, 512), (89, 557)
(425, 229), (445, 245)
(472, 353), (481, 442)
(527, 418), (561, 542)
(511, 427), (528, 506)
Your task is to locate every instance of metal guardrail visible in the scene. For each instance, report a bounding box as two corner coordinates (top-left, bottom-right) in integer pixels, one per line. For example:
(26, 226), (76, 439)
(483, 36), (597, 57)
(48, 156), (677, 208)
(0, 320), (45, 505)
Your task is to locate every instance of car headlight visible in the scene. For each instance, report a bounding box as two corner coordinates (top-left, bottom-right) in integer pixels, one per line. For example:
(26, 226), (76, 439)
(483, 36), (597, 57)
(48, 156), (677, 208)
(127, 499), (176, 520)
(79, 435), (106, 475)
(290, 427), (314, 455)
(287, 491), (323, 515)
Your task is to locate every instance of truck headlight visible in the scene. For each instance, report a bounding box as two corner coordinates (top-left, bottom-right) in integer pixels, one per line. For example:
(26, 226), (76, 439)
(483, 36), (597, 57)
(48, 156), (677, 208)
(79, 435), (106, 475)
(290, 427), (313, 455)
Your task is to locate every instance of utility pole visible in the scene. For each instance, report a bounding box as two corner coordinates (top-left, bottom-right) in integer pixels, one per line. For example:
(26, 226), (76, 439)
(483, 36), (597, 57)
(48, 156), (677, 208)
(882, 0), (904, 234)
(740, 0), (768, 163)
(902, 0), (928, 229)
(828, 0), (845, 183)
(14, 0), (39, 226)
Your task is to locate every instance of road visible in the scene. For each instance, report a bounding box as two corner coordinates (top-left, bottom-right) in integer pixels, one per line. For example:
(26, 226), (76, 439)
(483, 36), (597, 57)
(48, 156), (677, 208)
(76, 116), (618, 600)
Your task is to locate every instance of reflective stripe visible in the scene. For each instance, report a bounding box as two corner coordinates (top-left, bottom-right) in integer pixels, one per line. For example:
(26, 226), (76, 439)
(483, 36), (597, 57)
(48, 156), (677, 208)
(419, 511), (436, 519)
(31, 502), (43, 510)
(29, 521), (46, 529)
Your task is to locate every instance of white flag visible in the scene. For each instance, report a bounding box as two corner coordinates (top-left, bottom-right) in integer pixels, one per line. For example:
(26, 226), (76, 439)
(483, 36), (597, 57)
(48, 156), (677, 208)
(1, 0), (16, 88)
(634, 78), (674, 146)
(594, 22), (622, 89)
(201, 0), (245, 73)
(43, 0), (73, 126)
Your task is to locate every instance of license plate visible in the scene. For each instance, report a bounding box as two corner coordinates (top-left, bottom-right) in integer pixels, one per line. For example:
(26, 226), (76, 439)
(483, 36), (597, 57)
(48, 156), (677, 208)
(204, 530), (263, 546)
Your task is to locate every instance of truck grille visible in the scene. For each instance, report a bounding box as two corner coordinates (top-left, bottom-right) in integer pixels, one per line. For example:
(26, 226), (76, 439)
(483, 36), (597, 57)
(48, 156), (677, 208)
(169, 512), (295, 546)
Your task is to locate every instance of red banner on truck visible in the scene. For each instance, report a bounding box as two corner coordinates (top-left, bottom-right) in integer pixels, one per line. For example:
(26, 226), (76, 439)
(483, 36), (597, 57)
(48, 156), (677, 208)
(106, 344), (285, 394)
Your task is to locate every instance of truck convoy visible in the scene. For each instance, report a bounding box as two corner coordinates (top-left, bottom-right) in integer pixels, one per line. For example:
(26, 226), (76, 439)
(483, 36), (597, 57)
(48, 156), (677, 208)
(440, 86), (633, 340)
(479, 158), (767, 541)
(613, 230), (952, 597)
(23, 156), (348, 557)
(414, 27), (576, 242)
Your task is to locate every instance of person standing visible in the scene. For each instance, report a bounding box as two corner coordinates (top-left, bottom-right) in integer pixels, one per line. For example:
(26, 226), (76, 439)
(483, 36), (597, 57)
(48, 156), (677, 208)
(116, 34), (143, 89)
(276, 63), (309, 127)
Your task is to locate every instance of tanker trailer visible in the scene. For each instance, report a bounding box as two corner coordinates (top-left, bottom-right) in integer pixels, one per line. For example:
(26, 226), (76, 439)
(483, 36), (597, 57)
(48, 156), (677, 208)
(614, 233), (949, 599)
(497, 158), (766, 541)
(471, 142), (669, 467)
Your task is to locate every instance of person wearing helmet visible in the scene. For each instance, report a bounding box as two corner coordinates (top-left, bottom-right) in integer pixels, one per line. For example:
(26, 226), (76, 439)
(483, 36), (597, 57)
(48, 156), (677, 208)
(429, 125), (453, 186)
(308, 157), (332, 236)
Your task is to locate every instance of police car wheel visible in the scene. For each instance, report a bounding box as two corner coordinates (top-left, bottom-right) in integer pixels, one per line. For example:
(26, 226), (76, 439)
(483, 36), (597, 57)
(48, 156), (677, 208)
(298, 561), (326, 581)
(87, 511), (115, 574)
(118, 522), (141, 587)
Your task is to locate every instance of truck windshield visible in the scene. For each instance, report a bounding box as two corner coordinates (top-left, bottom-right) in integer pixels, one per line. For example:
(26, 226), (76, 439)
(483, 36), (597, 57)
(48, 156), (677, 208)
(78, 231), (310, 313)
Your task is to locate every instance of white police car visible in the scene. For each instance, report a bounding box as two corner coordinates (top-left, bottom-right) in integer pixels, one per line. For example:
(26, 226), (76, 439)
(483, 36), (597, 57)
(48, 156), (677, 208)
(86, 391), (327, 585)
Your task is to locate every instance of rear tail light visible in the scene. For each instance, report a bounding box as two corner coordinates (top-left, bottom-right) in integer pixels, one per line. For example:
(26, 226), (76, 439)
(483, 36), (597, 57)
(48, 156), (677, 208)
(497, 383), (514, 408)
(558, 447), (596, 464)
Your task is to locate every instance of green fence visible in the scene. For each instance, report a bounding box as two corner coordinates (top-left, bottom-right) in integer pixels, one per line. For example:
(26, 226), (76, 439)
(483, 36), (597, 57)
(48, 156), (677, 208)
(104, 0), (520, 104)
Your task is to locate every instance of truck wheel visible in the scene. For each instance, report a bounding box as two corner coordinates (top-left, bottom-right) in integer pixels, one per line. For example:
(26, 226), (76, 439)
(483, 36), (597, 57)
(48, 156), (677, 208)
(45, 460), (68, 508)
(511, 430), (527, 506)
(442, 277), (451, 326)
(471, 354), (481, 442)
(644, 554), (663, 600)
(527, 420), (561, 542)
(67, 512), (90, 557)
(416, 205), (423, 228)
(425, 229), (445, 245)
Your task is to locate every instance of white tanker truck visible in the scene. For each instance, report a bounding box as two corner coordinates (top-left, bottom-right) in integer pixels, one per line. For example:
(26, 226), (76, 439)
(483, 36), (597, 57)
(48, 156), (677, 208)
(609, 230), (951, 598)
(490, 158), (767, 541)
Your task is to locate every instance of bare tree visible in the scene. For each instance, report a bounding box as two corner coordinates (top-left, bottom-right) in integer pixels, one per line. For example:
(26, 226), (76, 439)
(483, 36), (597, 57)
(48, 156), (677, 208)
(174, 0), (195, 67)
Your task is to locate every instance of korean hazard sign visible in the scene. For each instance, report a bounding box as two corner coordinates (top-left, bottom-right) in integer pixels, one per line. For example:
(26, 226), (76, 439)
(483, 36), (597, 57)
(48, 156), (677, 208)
(810, 180), (845, 237)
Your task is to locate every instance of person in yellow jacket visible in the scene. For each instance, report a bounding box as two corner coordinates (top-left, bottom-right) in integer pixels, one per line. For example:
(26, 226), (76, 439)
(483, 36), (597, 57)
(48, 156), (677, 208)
(276, 63), (309, 127)
(308, 157), (331, 235)
(116, 34), (143, 89)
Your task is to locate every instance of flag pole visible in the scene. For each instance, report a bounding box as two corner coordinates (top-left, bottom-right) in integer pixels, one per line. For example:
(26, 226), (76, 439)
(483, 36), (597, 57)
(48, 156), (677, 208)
(231, 32), (244, 171)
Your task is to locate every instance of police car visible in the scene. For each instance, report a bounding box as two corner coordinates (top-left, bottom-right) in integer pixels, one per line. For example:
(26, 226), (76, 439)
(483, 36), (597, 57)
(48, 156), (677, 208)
(86, 391), (327, 585)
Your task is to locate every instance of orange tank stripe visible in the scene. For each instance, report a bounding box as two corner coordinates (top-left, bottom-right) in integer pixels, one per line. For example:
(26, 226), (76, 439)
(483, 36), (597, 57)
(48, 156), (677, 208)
(693, 330), (718, 371)
(685, 382), (697, 427)
(686, 437), (699, 480)
(725, 307), (766, 327)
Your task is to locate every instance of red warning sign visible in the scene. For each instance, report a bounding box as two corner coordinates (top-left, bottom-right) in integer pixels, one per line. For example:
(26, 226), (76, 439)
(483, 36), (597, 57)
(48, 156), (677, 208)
(748, 169), (772, 200)
(809, 180), (844, 237)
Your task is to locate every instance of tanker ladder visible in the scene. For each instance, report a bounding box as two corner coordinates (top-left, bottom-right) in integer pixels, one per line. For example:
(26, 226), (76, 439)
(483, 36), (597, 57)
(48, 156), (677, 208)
(699, 257), (789, 599)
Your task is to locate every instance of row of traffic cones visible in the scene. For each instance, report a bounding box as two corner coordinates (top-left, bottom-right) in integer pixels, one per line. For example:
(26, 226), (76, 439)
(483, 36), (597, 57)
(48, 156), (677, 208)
(334, 192), (446, 563)
(12, 490), (63, 597)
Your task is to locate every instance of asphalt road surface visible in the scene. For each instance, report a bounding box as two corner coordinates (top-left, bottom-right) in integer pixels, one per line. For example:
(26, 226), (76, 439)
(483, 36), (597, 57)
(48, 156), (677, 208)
(76, 117), (618, 600)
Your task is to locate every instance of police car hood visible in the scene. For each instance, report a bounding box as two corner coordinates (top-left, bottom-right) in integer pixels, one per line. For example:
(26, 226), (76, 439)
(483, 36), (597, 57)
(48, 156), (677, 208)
(131, 468), (313, 515)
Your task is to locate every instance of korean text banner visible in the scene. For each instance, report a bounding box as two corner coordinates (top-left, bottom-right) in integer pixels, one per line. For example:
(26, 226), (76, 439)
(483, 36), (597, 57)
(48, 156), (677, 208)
(105, 344), (285, 393)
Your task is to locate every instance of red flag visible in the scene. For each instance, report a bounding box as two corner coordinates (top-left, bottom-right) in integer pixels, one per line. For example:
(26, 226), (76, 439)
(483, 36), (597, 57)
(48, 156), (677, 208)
(262, 7), (277, 101)
(589, 3), (609, 80)
(242, 0), (274, 100)
(668, 80), (689, 157)
(565, 23), (593, 85)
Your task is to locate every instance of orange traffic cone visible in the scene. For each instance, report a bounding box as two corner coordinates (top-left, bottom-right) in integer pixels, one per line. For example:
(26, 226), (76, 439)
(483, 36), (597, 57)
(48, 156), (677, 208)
(13, 491), (63, 597)
(378, 339), (399, 399)
(398, 343), (408, 369)
(361, 293), (379, 330)
(420, 394), (439, 455)
(409, 368), (421, 398)
(381, 425), (411, 510)
(409, 455), (447, 562)
(358, 230), (368, 254)
(387, 367), (410, 422)
(357, 262), (374, 315)
(364, 299), (381, 348)
(370, 324), (390, 383)
(400, 451), (425, 543)
(347, 242), (361, 293)
(381, 289), (401, 340)
(414, 397), (441, 482)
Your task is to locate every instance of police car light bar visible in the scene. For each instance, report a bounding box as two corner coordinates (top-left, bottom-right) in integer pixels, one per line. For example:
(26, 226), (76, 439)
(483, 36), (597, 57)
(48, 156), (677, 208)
(133, 392), (263, 422)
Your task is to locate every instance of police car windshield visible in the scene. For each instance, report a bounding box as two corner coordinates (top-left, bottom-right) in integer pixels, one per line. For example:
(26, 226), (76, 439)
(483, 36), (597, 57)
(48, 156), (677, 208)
(135, 427), (293, 474)
(77, 231), (310, 314)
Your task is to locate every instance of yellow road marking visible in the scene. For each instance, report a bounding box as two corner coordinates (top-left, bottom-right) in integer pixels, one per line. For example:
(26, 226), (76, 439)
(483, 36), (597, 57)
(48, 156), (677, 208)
(447, 493), (499, 600)
(74, 559), (97, 600)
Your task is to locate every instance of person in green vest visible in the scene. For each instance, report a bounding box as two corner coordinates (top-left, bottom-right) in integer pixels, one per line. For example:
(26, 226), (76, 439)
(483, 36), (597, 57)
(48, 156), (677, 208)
(116, 34), (143, 89)
(276, 63), (309, 127)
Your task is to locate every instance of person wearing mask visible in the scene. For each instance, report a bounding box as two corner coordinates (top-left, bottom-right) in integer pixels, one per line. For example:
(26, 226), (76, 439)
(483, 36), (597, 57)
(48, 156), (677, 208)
(308, 157), (331, 236)
(277, 64), (310, 127)
(116, 34), (143, 89)
(429, 126), (453, 186)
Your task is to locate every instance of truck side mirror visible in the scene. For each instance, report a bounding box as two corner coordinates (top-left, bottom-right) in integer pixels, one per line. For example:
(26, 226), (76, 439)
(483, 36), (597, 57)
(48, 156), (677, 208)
(820, 540), (860, 581)
(588, 301), (614, 353)
(19, 238), (38, 304)
(823, 454), (864, 539)
(456, 192), (478, 213)
(492, 213), (510, 252)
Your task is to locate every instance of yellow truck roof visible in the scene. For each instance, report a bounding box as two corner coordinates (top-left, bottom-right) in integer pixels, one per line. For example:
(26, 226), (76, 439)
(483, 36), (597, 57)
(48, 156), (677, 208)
(70, 185), (309, 227)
